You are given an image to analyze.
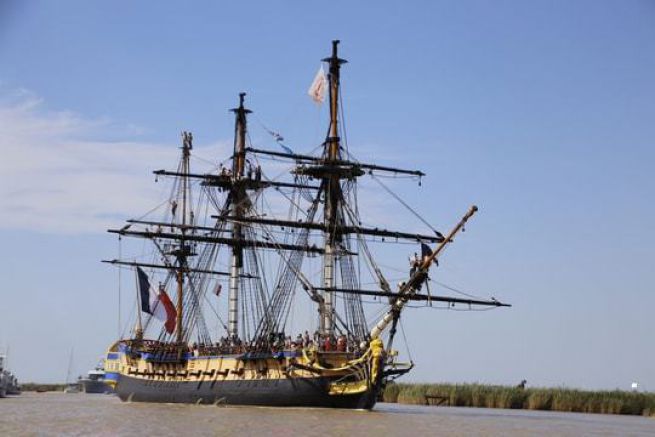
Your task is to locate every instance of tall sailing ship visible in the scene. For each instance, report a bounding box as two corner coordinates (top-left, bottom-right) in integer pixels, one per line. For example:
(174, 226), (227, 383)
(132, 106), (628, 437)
(103, 41), (509, 409)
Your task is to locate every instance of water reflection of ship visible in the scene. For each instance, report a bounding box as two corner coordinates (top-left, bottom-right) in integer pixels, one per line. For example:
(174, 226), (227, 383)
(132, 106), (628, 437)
(102, 41), (510, 409)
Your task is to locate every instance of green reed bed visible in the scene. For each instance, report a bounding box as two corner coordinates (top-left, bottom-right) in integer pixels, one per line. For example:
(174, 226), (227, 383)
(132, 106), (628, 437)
(20, 383), (67, 392)
(383, 383), (655, 417)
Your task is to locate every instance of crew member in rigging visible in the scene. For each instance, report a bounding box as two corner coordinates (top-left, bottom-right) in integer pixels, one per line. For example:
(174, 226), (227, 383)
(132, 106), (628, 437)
(409, 252), (419, 276)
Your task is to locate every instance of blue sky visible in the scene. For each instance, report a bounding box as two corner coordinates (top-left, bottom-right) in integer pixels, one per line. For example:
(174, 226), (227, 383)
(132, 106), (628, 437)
(1, 0), (654, 389)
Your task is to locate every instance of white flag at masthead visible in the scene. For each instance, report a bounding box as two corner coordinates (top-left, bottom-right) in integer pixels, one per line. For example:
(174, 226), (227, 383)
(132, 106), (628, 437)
(307, 66), (327, 104)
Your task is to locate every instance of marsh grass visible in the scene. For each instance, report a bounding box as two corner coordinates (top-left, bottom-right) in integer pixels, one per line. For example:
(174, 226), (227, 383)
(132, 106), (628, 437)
(384, 383), (655, 417)
(20, 383), (66, 392)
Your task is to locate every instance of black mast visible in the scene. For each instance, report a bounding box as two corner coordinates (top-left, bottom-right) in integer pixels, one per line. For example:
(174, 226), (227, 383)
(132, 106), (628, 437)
(228, 93), (251, 339)
(320, 40), (348, 337)
(174, 131), (194, 343)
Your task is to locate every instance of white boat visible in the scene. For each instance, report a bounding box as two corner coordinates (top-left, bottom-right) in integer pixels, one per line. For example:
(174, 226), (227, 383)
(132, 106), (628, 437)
(80, 364), (114, 394)
(0, 354), (20, 397)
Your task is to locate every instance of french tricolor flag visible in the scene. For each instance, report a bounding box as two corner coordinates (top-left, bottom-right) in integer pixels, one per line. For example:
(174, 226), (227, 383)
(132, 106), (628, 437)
(136, 267), (177, 334)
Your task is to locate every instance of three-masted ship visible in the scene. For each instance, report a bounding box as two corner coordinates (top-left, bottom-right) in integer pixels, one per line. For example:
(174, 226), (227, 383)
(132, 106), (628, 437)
(103, 41), (509, 409)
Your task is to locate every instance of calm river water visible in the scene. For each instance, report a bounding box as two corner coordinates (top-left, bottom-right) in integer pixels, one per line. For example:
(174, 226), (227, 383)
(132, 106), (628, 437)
(1, 392), (653, 436)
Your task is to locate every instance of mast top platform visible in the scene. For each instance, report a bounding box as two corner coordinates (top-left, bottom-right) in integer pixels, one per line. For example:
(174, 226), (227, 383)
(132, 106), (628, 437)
(230, 92), (252, 114)
(181, 131), (193, 154)
(322, 40), (347, 65)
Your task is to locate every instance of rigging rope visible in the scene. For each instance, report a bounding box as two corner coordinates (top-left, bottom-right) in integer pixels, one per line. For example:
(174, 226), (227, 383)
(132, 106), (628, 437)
(399, 318), (413, 362)
(369, 172), (440, 236)
(117, 236), (122, 339)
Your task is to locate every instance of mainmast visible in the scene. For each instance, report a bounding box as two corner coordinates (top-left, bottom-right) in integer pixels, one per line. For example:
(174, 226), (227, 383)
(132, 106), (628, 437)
(321, 40), (347, 337)
(228, 92), (250, 339)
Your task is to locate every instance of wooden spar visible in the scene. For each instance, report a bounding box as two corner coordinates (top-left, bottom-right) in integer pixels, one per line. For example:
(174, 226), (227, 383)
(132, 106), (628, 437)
(246, 147), (425, 177)
(107, 228), (335, 254)
(213, 215), (444, 242)
(153, 169), (320, 191)
(126, 219), (230, 234)
(126, 217), (435, 246)
(101, 259), (253, 277)
(326, 40), (342, 161)
(232, 93), (249, 179)
(244, 147), (319, 162)
(314, 287), (510, 307)
(421, 206), (478, 270)
(369, 205), (480, 340)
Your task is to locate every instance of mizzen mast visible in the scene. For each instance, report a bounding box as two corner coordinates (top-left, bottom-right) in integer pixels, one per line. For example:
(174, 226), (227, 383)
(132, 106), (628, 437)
(174, 131), (193, 343)
(104, 131), (197, 344)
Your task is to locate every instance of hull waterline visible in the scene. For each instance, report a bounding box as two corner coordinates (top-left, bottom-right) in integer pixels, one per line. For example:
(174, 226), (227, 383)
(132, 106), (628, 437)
(114, 374), (378, 409)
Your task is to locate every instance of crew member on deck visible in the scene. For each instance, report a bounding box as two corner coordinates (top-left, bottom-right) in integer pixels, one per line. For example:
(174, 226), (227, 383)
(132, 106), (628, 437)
(336, 335), (346, 352)
(323, 336), (332, 352)
(303, 331), (310, 348)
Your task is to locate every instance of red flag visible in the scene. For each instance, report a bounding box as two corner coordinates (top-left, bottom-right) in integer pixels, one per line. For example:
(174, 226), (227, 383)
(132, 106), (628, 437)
(136, 268), (177, 335)
(157, 289), (177, 334)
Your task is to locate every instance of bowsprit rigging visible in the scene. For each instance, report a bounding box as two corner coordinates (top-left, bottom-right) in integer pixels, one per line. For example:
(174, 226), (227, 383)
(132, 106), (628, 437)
(102, 40), (510, 409)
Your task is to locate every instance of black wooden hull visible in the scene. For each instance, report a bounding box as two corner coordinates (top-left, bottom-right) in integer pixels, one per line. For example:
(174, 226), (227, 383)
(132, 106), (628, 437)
(115, 374), (378, 409)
